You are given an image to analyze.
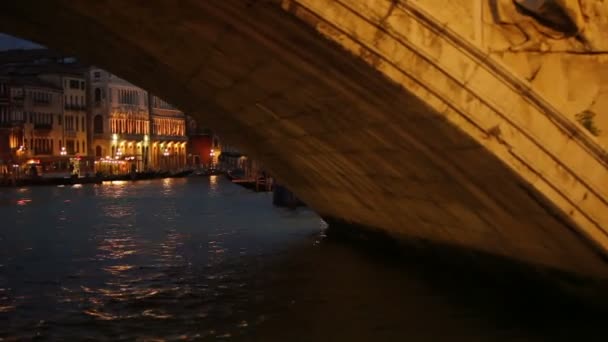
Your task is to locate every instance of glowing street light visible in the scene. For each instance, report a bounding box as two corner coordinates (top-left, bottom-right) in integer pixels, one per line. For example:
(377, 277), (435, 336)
(60, 146), (67, 156)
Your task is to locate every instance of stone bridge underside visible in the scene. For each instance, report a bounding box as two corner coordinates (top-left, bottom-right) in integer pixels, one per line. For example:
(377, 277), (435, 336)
(1, 0), (607, 277)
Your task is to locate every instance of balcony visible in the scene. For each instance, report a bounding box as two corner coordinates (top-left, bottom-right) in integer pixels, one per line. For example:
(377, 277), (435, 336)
(64, 104), (86, 111)
(65, 129), (77, 138)
(0, 120), (24, 128)
(92, 130), (107, 139)
(34, 123), (52, 130)
(33, 149), (53, 156)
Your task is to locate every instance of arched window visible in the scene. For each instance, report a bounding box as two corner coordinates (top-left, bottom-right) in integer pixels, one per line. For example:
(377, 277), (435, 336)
(95, 145), (102, 157)
(94, 88), (101, 102)
(93, 115), (103, 133)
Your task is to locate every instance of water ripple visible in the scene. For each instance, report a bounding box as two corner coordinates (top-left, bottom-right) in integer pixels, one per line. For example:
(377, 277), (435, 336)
(0, 177), (322, 340)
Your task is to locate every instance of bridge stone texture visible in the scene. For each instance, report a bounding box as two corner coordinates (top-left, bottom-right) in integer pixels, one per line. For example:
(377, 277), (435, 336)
(1, 0), (607, 278)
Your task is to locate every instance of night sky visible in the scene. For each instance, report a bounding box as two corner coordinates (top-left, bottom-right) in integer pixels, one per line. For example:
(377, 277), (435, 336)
(0, 33), (43, 50)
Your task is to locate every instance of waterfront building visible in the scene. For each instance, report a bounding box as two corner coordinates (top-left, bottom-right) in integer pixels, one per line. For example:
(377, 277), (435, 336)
(0, 50), (190, 176)
(88, 68), (150, 174)
(88, 68), (187, 174)
(0, 76), (16, 176)
(149, 96), (187, 171)
(10, 76), (65, 176)
(186, 120), (221, 169)
(38, 68), (91, 175)
(0, 51), (93, 176)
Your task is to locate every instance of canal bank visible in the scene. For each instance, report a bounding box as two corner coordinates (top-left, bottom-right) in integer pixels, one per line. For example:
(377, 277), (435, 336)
(0, 170), (193, 187)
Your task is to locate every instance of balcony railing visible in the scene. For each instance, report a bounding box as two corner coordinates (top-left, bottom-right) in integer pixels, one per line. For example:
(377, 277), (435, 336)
(0, 120), (25, 128)
(33, 149), (53, 155)
(34, 123), (52, 130)
(64, 104), (86, 111)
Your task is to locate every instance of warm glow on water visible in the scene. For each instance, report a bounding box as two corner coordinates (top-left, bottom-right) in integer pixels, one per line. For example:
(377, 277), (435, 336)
(0, 177), (322, 340)
(0, 177), (606, 340)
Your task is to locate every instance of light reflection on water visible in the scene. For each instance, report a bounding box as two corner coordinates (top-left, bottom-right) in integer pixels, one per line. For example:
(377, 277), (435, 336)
(1, 177), (607, 341)
(0, 177), (322, 340)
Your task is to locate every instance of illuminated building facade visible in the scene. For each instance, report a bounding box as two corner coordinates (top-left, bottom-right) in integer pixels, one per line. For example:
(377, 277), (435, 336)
(185, 117), (221, 169)
(88, 68), (150, 173)
(88, 68), (187, 174)
(0, 52), (93, 177)
(39, 71), (88, 157)
(2, 76), (76, 176)
(0, 76), (16, 175)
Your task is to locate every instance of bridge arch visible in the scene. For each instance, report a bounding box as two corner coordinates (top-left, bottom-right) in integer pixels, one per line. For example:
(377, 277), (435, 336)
(1, 0), (607, 277)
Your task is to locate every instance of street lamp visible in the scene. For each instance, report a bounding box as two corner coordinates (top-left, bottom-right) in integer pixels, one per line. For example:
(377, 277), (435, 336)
(162, 148), (170, 172)
(60, 146), (67, 156)
(209, 149), (215, 169)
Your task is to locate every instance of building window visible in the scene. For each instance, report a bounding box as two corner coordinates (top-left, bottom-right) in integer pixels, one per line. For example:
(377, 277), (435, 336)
(81, 117), (85, 131)
(66, 140), (75, 154)
(93, 115), (103, 133)
(94, 71), (100, 79)
(80, 81), (85, 90)
(69, 79), (80, 89)
(94, 88), (101, 102)
(96, 145), (102, 157)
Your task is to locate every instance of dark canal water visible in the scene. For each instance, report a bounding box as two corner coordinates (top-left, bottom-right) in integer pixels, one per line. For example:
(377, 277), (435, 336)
(0, 177), (606, 341)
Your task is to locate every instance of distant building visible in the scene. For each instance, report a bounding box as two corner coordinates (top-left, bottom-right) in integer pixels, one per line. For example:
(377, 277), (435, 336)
(39, 71), (88, 156)
(0, 50), (92, 176)
(0, 76), (16, 175)
(88, 67), (187, 174)
(88, 68), (150, 174)
(9, 76), (65, 175)
(0, 50), (190, 176)
(186, 122), (221, 168)
(149, 96), (187, 171)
